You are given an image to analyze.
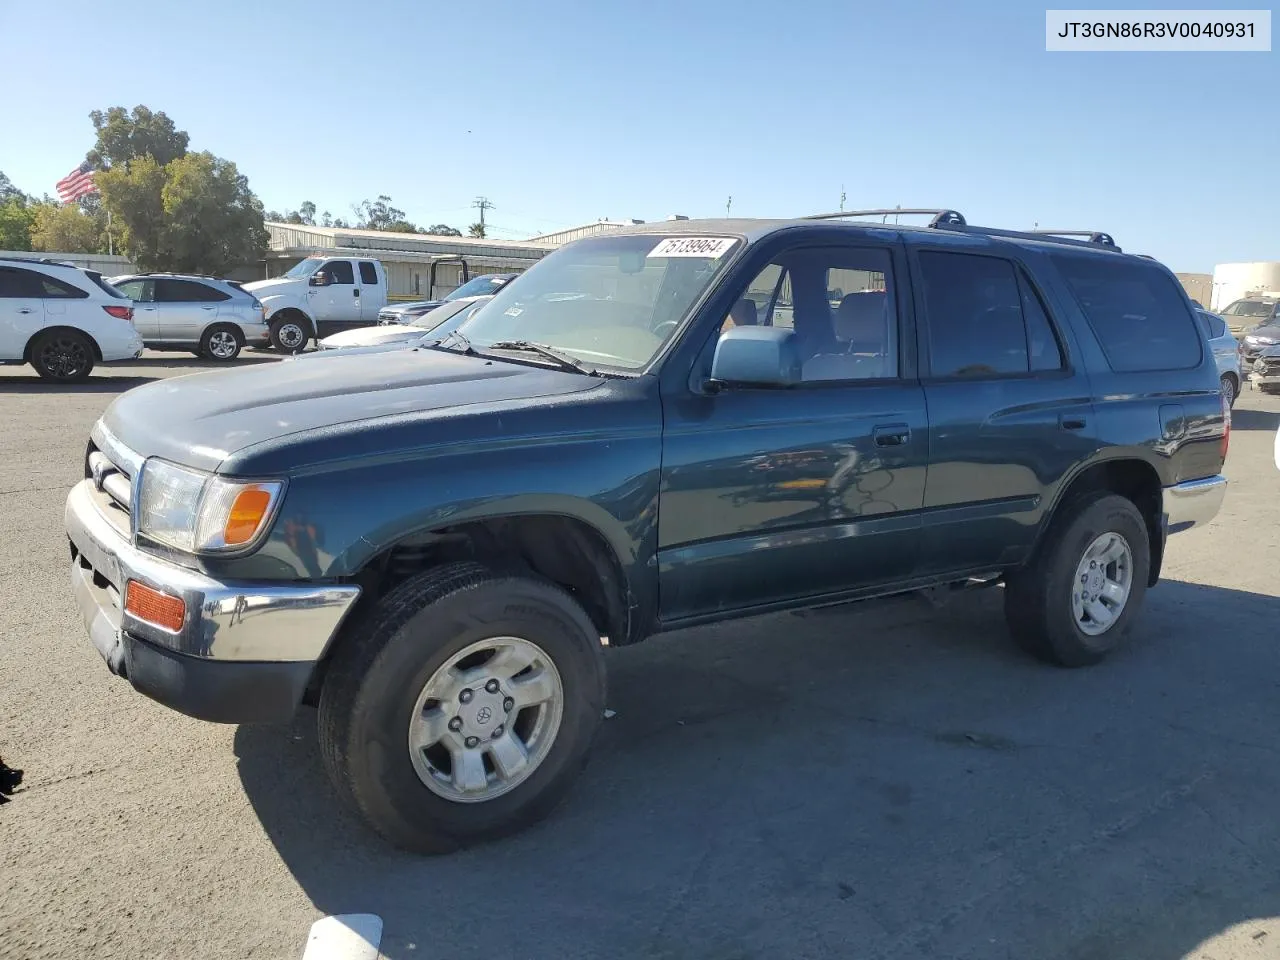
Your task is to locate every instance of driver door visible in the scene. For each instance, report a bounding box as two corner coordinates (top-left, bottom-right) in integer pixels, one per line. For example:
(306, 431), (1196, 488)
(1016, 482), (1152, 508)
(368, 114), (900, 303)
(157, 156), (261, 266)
(310, 260), (357, 336)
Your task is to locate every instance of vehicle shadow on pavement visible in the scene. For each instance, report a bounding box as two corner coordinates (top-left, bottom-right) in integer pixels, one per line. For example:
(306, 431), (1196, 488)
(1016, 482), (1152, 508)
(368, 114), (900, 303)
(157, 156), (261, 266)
(234, 579), (1280, 960)
(0, 376), (159, 393)
(1229, 407), (1280, 432)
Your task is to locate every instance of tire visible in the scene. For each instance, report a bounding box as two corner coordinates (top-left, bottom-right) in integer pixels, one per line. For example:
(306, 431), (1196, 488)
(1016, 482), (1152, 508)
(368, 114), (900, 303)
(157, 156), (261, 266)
(318, 562), (606, 854)
(200, 324), (243, 362)
(269, 315), (311, 354)
(30, 329), (95, 382)
(1004, 492), (1150, 667)
(1220, 374), (1238, 409)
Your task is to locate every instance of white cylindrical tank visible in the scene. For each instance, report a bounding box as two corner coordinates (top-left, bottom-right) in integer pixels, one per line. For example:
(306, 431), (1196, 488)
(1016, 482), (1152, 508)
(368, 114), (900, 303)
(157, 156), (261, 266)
(1211, 262), (1280, 312)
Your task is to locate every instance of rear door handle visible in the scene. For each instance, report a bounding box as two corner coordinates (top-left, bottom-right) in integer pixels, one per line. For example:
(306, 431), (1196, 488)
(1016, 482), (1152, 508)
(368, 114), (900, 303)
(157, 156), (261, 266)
(873, 424), (911, 447)
(1059, 414), (1087, 431)
(353, 289), (360, 297)
(16, 308), (34, 314)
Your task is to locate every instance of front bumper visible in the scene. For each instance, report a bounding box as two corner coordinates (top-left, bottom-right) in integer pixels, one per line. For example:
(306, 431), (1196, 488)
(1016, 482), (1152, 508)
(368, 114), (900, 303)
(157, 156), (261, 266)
(65, 479), (361, 722)
(1163, 475), (1227, 535)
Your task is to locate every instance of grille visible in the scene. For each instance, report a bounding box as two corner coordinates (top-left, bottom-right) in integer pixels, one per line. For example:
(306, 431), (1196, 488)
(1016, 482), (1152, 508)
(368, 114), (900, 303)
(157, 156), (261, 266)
(86, 425), (142, 530)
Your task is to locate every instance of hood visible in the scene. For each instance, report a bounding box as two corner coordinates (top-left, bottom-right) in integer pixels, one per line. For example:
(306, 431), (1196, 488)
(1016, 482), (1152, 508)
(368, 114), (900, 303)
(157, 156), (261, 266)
(242, 277), (298, 297)
(319, 326), (425, 349)
(100, 348), (601, 473)
(383, 300), (443, 315)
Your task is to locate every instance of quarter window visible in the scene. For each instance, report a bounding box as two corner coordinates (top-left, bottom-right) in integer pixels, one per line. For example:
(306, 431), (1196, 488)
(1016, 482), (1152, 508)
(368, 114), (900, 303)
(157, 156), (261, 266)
(325, 261), (355, 284)
(919, 252), (1063, 378)
(36, 274), (89, 298)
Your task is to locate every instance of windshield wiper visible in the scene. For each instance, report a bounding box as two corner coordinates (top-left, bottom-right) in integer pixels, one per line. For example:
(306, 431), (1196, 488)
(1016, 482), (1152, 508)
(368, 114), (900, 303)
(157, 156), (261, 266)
(431, 330), (476, 354)
(486, 340), (598, 376)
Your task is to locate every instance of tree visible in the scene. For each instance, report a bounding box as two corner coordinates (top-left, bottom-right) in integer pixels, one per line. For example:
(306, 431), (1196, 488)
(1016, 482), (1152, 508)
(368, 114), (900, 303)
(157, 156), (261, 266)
(29, 202), (106, 254)
(0, 171), (24, 202)
(153, 152), (268, 275)
(468, 222), (486, 239)
(299, 200), (316, 226)
(426, 224), (462, 237)
(96, 155), (169, 268)
(352, 195), (416, 232)
(88, 105), (189, 169)
(0, 197), (34, 250)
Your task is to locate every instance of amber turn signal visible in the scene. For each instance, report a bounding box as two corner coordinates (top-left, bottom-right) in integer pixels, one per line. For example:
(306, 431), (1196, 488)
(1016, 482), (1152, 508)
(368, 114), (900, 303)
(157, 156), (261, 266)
(224, 488), (273, 546)
(125, 580), (186, 632)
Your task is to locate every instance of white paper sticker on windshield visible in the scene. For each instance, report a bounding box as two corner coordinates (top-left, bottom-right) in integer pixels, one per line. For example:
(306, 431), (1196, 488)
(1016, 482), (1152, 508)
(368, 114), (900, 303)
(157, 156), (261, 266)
(647, 237), (736, 259)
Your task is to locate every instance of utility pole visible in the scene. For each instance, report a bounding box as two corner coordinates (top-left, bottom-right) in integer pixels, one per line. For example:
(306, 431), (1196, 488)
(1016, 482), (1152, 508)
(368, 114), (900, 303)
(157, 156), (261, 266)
(840, 186), (846, 212)
(726, 195), (732, 217)
(472, 196), (494, 231)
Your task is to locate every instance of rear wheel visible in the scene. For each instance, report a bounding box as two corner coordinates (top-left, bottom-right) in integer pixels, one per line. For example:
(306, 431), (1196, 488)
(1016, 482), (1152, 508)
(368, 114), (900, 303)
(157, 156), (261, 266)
(30, 329), (95, 382)
(1220, 374), (1238, 408)
(1004, 492), (1150, 667)
(318, 562), (606, 854)
(200, 323), (244, 362)
(269, 315), (310, 353)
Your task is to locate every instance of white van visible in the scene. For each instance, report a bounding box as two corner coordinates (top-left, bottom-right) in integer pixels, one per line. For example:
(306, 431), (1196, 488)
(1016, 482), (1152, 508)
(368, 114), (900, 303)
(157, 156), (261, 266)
(244, 257), (389, 352)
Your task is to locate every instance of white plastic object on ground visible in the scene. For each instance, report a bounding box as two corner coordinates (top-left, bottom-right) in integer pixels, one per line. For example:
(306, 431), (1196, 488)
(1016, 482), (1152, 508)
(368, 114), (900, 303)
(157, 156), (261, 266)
(301, 914), (383, 960)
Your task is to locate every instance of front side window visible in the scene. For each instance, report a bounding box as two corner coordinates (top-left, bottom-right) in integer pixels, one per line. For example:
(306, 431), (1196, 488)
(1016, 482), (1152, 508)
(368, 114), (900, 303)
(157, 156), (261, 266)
(451, 234), (742, 371)
(324, 261), (355, 284)
(919, 252), (1062, 378)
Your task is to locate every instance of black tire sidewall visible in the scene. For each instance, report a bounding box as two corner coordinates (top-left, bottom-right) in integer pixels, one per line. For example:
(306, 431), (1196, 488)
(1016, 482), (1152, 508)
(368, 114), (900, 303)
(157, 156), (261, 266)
(32, 330), (94, 381)
(1039, 494), (1151, 663)
(200, 324), (243, 361)
(269, 316), (310, 353)
(332, 576), (605, 851)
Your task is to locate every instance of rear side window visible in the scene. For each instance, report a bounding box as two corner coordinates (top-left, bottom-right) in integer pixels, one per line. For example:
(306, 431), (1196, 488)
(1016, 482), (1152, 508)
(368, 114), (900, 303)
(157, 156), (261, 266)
(325, 261), (355, 284)
(358, 261), (378, 285)
(36, 274), (89, 298)
(1053, 255), (1202, 372)
(0, 267), (41, 298)
(918, 251), (1063, 378)
(154, 278), (229, 302)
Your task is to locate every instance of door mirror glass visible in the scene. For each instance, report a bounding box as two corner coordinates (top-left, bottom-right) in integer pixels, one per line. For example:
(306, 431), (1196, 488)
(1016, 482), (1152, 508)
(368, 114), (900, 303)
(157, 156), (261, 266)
(709, 327), (801, 389)
(309, 272), (330, 287)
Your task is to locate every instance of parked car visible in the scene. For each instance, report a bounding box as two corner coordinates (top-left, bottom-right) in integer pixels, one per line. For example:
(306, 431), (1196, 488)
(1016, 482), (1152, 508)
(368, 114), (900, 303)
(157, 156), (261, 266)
(1195, 308), (1244, 406)
(1239, 313), (1280, 369)
(108, 274), (269, 361)
(243, 257), (389, 353)
(376, 274), (516, 325)
(0, 256), (142, 381)
(1218, 297), (1278, 336)
(317, 296), (492, 351)
(63, 210), (1228, 853)
(1251, 344), (1280, 393)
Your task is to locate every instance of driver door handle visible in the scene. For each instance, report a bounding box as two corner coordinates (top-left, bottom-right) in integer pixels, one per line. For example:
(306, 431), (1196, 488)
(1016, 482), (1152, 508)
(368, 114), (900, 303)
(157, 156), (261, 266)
(873, 424), (911, 447)
(353, 288), (360, 297)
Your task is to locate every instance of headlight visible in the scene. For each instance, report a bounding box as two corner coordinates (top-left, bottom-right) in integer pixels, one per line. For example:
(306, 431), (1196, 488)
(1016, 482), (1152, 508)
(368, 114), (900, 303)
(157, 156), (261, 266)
(136, 459), (284, 553)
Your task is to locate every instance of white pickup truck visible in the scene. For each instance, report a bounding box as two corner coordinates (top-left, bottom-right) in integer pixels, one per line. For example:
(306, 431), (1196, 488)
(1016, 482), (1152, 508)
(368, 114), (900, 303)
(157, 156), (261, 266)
(243, 257), (389, 352)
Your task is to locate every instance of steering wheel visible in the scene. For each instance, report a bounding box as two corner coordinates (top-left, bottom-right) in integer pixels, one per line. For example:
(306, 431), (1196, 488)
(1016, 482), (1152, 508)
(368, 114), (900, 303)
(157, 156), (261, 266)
(653, 320), (679, 339)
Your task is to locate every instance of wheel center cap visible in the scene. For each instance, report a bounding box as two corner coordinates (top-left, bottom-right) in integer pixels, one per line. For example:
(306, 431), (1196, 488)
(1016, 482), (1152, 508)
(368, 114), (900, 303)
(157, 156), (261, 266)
(460, 691), (504, 734)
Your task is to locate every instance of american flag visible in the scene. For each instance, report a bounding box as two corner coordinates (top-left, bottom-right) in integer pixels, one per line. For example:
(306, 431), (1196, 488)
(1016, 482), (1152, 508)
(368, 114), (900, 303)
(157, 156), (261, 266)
(56, 162), (98, 204)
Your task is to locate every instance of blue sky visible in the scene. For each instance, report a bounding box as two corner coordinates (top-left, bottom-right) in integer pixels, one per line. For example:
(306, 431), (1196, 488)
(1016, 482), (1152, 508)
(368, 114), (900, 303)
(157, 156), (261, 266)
(3, 0), (1275, 272)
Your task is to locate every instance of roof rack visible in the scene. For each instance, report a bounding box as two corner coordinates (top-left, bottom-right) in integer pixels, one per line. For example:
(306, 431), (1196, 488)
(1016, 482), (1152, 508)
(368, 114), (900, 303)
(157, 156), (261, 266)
(0, 255), (79, 268)
(1027, 229), (1118, 248)
(803, 208), (967, 228)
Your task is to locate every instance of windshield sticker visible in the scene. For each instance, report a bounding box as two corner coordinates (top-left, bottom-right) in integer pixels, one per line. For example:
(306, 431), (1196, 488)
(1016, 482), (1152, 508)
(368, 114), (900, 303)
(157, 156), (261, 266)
(647, 237), (736, 259)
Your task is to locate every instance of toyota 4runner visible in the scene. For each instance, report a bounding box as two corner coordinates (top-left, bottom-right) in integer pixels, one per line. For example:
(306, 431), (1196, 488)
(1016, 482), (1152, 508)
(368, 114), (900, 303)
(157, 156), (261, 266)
(64, 209), (1229, 853)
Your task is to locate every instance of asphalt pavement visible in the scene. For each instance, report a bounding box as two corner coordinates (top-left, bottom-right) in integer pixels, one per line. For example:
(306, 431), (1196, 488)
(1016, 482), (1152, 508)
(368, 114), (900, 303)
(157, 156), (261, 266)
(2, 353), (1279, 960)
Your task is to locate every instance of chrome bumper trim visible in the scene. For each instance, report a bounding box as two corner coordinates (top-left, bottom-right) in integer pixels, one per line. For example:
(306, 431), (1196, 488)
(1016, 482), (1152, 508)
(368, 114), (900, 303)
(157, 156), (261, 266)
(66, 479), (360, 662)
(1163, 475), (1227, 534)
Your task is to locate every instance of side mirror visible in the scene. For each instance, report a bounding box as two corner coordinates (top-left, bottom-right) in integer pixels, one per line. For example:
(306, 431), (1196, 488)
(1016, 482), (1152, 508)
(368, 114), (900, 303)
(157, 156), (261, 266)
(708, 327), (801, 390)
(309, 272), (330, 287)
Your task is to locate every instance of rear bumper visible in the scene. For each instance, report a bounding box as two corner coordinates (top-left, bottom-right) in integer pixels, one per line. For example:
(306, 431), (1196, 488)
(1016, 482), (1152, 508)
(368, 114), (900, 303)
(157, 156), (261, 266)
(65, 479), (361, 723)
(1163, 475), (1227, 534)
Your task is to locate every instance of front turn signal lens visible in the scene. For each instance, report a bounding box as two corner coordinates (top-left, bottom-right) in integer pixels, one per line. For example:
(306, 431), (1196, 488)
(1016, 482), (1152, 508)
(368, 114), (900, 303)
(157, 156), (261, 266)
(125, 580), (186, 632)
(224, 487), (274, 546)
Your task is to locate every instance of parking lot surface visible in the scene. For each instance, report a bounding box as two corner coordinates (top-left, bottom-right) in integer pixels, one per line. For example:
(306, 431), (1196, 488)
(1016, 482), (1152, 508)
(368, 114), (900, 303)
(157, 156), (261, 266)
(2, 354), (1279, 960)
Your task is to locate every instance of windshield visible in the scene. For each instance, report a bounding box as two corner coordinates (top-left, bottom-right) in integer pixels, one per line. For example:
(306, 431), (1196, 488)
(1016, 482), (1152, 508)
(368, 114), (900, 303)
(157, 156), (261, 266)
(445, 275), (510, 301)
(409, 297), (486, 329)
(1224, 299), (1276, 317)
(453, 234), (741, 370)
(282, 259), (323, 279)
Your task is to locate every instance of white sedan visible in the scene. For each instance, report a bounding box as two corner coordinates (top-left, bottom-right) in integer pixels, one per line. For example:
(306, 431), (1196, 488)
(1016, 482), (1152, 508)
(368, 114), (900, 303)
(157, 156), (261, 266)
(317, 296), (491, 351)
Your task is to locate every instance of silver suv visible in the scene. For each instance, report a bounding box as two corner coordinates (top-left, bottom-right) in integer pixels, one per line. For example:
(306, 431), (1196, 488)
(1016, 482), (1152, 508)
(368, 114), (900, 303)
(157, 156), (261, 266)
(108, 274), (270, 361)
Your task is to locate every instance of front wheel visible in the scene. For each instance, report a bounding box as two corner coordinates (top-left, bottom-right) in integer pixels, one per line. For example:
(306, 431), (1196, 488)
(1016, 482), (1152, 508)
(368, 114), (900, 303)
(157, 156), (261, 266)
(318, 563), (606, 854)
(269, 316), (310, 354)
(1004, 492), (1150, 667)
(31, 329), (95, 382)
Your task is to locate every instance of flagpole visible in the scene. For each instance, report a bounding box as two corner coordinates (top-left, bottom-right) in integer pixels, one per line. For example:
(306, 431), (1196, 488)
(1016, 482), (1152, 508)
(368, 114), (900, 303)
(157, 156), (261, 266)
(107, 209), (113, 257)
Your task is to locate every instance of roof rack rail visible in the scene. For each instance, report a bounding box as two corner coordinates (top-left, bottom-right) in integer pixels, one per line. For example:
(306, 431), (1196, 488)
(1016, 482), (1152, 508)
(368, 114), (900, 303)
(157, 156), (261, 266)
(0, 255), (80, 268)
(1027, 229), (1118, 248)
(929, 222), (1123, 253)
(803, 208), (967, 228)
